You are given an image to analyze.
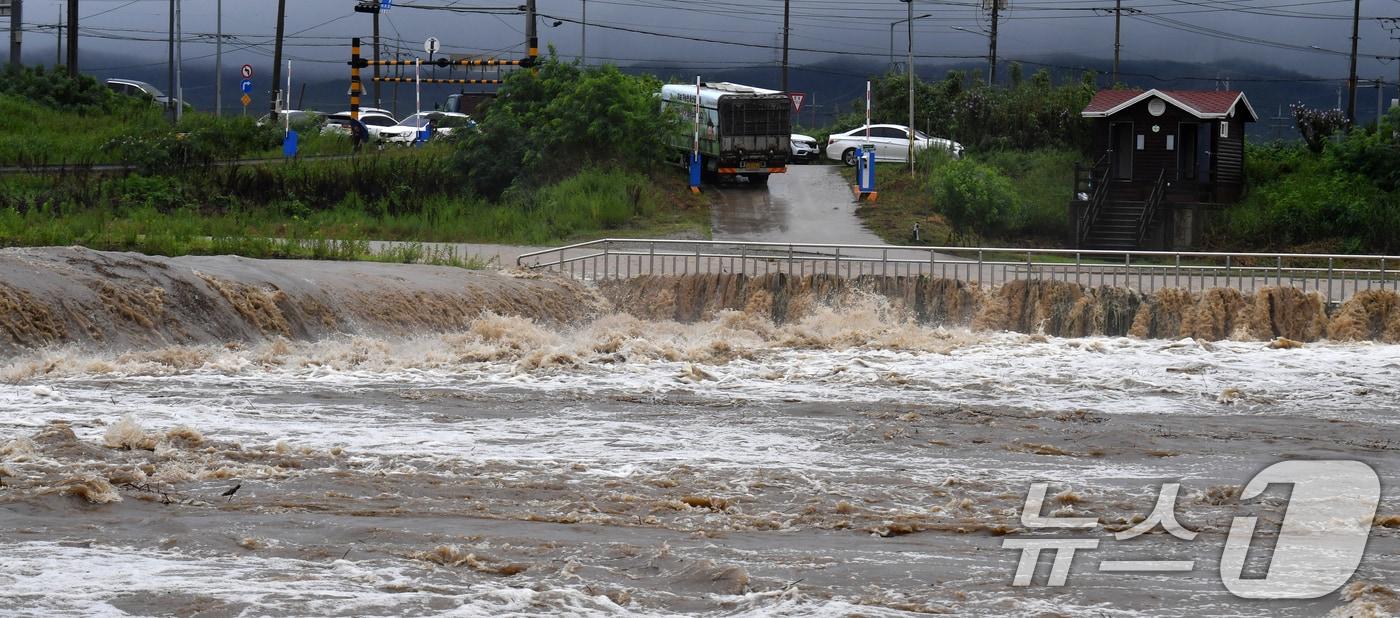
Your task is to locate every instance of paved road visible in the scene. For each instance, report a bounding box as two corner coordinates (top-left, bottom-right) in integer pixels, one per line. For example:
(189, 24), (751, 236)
(709, 164), (888, 245)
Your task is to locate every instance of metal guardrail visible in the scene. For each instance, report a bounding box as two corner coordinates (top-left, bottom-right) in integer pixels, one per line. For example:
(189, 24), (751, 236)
(517, 239), (1400, 303)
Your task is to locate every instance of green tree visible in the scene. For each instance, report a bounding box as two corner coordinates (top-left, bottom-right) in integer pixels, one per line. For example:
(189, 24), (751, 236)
(456, 54), (677, 199)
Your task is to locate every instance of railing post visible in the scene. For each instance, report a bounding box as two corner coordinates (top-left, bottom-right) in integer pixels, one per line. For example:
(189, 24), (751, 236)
(882, 249), (888, 278)
(740, 246), (747, 277)
(649, 243), (655, 276)
(929, 249), (935, 279)
(1224, 255), (1231, 289)
(1026, 251), (1032, 281)
(1075, 253), (1082, 288)
(1383, 258), (1388, 292)
(1276, 256), (1282, 288)
(834, 247), (841, 277)
(978, 250), (984, 285)
(788, 244), (794, 276)
(1327, 257), (1334, 302)
(1175, 254), (1181, 289)
(602, 244), (610, 281)
(696, 245), (702, 275)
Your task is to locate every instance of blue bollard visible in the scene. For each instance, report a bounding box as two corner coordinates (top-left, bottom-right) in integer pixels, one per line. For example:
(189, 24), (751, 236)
(282, 130), (299, 158)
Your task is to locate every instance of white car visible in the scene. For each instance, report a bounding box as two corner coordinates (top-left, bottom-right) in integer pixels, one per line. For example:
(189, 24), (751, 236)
(396, 112), (476, 140)
(825, 124), (964, 166)
(790, 133), (820, 163)
(324, 112), (401, 142)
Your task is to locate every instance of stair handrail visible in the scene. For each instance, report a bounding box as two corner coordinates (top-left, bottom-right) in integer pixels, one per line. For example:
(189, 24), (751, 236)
(1077, 154), (1113, 247)
(1138, 169), (1168, 245)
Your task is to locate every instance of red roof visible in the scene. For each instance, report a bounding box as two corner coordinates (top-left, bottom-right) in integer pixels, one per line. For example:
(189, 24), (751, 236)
(1082, 89), (1258, 121)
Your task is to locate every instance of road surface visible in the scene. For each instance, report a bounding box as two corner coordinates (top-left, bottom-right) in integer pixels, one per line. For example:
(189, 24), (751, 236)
(709, 164), (887, 245)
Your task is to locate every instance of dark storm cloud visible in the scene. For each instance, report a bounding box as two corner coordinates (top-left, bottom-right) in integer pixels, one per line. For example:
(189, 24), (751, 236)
(7, 0), (1399, 79)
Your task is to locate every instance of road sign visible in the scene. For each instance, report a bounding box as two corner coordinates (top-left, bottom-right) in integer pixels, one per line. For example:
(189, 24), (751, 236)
(381, 0), (391, 9)
(240, 93), (252, 107)
(241, 64), (254, 79)
(424, 37), (440, 55)
(240, 79), (253, 94)
(788, 92), (805, 113)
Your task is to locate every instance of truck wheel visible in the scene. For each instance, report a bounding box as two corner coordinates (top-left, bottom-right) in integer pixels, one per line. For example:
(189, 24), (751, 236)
(841, 148), (858, 167)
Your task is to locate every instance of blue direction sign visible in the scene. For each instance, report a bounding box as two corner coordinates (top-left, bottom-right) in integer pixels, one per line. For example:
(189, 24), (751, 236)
(380, 0), (391, 9)
(240, 79), (253, 94)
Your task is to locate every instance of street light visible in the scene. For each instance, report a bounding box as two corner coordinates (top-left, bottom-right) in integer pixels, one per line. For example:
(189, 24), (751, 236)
(889, 13), (932, 70)
(951, 26), (993, 83)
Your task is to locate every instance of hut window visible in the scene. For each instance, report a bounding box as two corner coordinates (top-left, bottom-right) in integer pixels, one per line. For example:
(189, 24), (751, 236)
(1167, 135), (1175, 151)
(1136, 134), (1145, 150)
(1219, 121), (1229, 138)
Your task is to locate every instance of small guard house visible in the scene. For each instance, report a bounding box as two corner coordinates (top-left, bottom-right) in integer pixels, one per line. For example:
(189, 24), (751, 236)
(1071, 89), (1257, 250)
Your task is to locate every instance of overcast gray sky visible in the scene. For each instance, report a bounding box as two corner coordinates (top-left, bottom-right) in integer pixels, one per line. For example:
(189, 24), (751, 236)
(6, 0), (1400, 80)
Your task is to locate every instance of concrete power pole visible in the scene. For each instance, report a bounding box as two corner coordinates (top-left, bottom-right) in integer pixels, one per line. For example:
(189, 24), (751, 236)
(1112, 0), (1121, 86)
(373, 10), (381, 107)
(7, 0), (21, 71)
(64, 0), (75, 76)
(905, 0), (915, 177)
(1346, 0), (1360, 125)
(173, 0), (181, 121)
(214, 0), (221, 116)
(988, 0), (999, 86)
(781, 0), (790, 93)
(581, 0), (586, 65)
(270, 0), (286, 115)
(167, 0), (173, 111)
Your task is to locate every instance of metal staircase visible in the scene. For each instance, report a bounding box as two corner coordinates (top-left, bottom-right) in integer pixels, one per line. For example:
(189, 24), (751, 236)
(1078, 169), (1168, 251)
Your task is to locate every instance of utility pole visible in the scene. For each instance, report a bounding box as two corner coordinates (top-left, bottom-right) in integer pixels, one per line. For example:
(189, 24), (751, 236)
(581, 0), (586, 65)
(1112, 0), (1121, 86)
(781, 0), (790, 93)
(56, 3), (61, 67)
(270, 0), (286, 116)
(373, 10), (380, 106)
(64, 0), (75, 76)
(526, 0), (537, 67)
(173, 0), (181, 121)
(1347, 0), (1360, 125)
(905, 0), (915, 176)
(214, 0), (221, 116)
(7, 0), (19, 71)
(167, 0), (174, 110)
(988, 0), (999, 86)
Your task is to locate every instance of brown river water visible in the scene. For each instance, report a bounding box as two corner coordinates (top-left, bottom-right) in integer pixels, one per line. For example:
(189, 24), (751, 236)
(2, 247), (1400, 617)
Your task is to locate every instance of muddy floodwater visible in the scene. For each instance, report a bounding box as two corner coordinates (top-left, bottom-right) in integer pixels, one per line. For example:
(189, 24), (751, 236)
(3, 248), (1400, 617)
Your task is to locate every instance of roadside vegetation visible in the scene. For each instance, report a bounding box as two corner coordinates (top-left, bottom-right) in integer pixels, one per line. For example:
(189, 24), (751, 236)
(0, 59), (707, 261)
(1217, 107), (1400, 254)
(832, 66), (1400, 254)
(830, 66), (1089, 246)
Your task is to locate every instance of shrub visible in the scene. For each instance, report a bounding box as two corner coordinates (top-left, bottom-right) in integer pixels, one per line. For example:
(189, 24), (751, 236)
(1292, 104), (1350, 153)
(928, 159), (1022, 240)
(0, 65), (125, 112)
(455, 53), (676, 198)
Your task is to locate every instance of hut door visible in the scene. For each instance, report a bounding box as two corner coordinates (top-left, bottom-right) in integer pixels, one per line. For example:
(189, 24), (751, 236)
(1179, 123), (1199, 181)
(1110, 122), (1133, 180)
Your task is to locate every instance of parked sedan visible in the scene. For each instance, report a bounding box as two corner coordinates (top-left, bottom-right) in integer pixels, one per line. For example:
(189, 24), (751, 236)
(395, 111), (476, 140)
(789, 133), (820, 163)
(825, 124), (964, 166)
(324, 112), (400, 142)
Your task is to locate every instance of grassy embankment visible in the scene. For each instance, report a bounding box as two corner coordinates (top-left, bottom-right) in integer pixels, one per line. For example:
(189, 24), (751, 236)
(844, 149), (1077, 248)
(0, 63), (710, 266)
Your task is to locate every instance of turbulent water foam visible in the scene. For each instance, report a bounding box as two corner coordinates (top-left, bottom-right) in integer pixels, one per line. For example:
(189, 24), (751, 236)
(0, 247), (601, 354)
(603, 273), (1400, 343)
(5, 248), (1400, 358)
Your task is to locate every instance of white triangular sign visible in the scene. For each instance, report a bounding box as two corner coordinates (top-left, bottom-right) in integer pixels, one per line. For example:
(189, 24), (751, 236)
(789, 93), (805, 113)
